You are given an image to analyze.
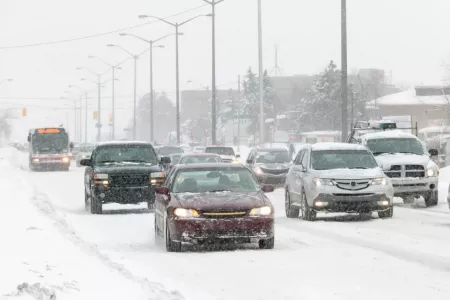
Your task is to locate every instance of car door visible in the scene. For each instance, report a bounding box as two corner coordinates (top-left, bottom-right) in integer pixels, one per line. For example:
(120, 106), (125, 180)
(156, 168), (176, 233)
(299, 149), (313, 204)
(289, 149), (306, 203)
(84, 149), (96, 197)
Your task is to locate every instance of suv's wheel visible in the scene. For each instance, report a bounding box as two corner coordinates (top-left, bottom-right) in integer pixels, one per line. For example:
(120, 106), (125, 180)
(302, 190), (316, 221)
(285, 189), (299, 218)
(165, 220), (181, 252)
(378, 206), (394, 219)
(84, 189), (89, 211)
(424, 191), (438, 207)
(90, 194), (103, 214)
(259, 237), (275, 249)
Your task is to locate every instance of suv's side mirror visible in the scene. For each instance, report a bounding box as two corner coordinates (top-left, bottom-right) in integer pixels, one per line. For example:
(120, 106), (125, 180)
(80, 159), (92, 166)
(261, 185), (275, 193)
(246, 159), (253, 164)
(160, 156), (171, 164)
(429, 149), (438, 157)
(381, 164), (390, 172)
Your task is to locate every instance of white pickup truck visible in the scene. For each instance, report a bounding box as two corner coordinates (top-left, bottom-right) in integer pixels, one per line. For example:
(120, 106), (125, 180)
(359, 130), (439, 207)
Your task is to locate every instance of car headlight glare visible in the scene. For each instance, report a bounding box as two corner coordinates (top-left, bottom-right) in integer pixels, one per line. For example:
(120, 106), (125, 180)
(313, 178), (334, 187)
(62, 157), (70, 163)
(427, 168), (436, 177)
(371, 177), (387, 185)
(94, 173), (108, 179)
(173, 208), (199, 218)
(249, 206), (272, 216)
(151, 172), (165, 178)
(254, 167), (264, 175)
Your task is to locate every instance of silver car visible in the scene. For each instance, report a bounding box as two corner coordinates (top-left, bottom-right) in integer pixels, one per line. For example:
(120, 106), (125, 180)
(284, 143), (394, 221)
(75, 143), (95, 167)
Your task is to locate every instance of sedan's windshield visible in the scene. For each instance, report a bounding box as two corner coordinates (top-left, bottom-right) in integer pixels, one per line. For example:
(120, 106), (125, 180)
(366, 138), (425, 156)
(311, 150), (378, 170)
(205, 147), (235, 156)
(172, 168), (260, 193)
(94, 145), (157, 165)
(256, 150), (291, 163)
(159, 147), (183, 156)
(179, 156), (222, 164)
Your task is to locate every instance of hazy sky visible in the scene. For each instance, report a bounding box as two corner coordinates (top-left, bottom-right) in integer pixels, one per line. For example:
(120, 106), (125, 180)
(1, 0), (450, 139)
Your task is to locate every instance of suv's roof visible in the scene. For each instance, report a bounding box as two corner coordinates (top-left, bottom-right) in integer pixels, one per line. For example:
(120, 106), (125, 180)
(174, 163), (245, 170)
(311, 142), (366, 151)
(96, 141), (151, 147)
(257, 147), (289, 152)
(362, 130), (417, 140)
(181, 153), (220, 157)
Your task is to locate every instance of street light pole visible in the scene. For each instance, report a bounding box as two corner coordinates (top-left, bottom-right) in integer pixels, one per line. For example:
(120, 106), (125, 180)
(133, 55), (138, 140)
(341, 0), (349, 142)
(257, 0), (264, 146)
(138, 14), (209, 145)
(85, 92), (88, 143)
(97, 74), (101, 142)
(203, 0), (224, 145)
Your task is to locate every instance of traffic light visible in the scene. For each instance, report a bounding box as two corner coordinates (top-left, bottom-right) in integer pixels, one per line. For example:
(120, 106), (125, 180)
(93, 111), (98, 120)
(21, 107), (27, 117)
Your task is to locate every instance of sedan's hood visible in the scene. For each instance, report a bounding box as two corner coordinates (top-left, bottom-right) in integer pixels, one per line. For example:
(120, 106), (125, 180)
(317, 168), (384, 180)
(375, 154), (430, 167)
(94, 164), (162, 174)
(256, 163), (291, 170)
(174, 191), (266, 211)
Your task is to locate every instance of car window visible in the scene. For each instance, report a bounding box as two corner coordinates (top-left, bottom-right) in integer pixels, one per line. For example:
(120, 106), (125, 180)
(205, 147), (235, 156)
(172, 168), (259, 193)
(301, 149), (309, 168)
(295, 149), (305, 165)
(311, 150), (378, 170)
(255, 150), (291, 164)
(94, 145), (157, 165)
(366, 138), (425, 156)
(165, 168), (177, 187)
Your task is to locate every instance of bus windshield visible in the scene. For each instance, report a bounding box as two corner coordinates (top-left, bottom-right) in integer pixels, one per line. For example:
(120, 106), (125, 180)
(31, 133), (69, 154)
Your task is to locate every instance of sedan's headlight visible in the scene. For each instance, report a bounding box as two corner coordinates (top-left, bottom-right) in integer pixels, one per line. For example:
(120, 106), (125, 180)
(151, 172), (165, 178)
(254, 167), (264, 175)
(313, 178), (334, 187)
(173, 208), (199, 218)
(427, 168), (437, 177)
(371, 177), (387, 185)
(249, 206), (272, 216)
(62, 157), (70, 163)
(94, 173), (108, 179)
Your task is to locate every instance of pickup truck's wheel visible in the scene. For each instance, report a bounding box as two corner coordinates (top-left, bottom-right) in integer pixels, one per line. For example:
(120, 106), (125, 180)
(90, 194), (103, 214)
(378, 206), (394, 219)
(259, 237), (275, 249)
(424, 191), (438, 207)
(285, 190), (299, 218)
(165, 220), (181, 252)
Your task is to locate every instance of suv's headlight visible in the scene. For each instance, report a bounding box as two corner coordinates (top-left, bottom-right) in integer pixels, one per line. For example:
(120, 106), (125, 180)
(249, 206), (272, 216)
(173, 208), (199, 218)
(254, 167), (264, 175)
(94, 173), (108, 179)
(313, 178), (334, 186)
(371, 177), (387, 185)
(427, 168), (437, 177)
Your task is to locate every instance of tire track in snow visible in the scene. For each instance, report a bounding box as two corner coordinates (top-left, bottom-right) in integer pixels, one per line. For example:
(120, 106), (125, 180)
(276, 218), (450, 272)
(27, 185), (185, 300)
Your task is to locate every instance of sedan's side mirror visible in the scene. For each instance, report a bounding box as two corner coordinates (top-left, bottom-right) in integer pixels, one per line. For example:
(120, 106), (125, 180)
(429, 149), (439, 157)
(261, 185), (275, 193)
(246, 159), (253, 164)
(80, 159), (92, 166)
(160, 157), (171, 164)
(156, 186), (169, 195)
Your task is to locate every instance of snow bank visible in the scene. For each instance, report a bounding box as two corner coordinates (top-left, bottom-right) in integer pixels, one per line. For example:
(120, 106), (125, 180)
(0, 148), (184, 300)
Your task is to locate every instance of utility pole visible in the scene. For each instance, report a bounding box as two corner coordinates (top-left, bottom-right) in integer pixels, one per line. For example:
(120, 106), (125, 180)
(341, 0), (349, 142)
(133, 56), (138, 140)
(112, 67), (115, 140)
(237, 75), (241, 152)
(85, 92), (88, 143)
(258, 0), (264, 146)
(149, 42), (154, 142)
(97, 75), (102, 142)
(79, 96), (82, 142)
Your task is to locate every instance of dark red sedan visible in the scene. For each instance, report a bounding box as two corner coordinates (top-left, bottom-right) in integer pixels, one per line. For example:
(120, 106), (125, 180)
(154, 163), (275, 252)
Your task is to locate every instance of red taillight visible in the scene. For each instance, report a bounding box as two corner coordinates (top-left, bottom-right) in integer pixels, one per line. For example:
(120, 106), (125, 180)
(170, 165), (174, 169)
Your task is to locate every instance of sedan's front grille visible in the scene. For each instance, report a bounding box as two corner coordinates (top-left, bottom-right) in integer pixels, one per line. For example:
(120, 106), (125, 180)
(201, 211), (247, 218)
(110, 175), (149, 187)
(260, 168), (289, 175)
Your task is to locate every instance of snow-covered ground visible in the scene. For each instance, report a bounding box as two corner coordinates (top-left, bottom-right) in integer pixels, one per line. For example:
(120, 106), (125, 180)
(3, 146), (450, 299)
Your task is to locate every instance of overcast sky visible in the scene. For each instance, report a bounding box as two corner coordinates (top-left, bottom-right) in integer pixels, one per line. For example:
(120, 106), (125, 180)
(1, 0), (450, 140)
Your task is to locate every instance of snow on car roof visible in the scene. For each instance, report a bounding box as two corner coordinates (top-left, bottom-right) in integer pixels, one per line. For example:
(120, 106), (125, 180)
(96, 140), (151, 146)
(311, 143), (366, 151)
(362, 130), (418, 140)
(181, 153), (220, 157)
(419, 126), (450, 133)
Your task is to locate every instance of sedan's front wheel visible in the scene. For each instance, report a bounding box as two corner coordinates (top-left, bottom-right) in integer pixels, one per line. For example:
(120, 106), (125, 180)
(301, 190), (316, 221)
(165, 220), (181, 252)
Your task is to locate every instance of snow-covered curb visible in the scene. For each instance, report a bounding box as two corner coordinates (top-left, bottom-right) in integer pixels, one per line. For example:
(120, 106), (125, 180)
(0, 148), (184, 300)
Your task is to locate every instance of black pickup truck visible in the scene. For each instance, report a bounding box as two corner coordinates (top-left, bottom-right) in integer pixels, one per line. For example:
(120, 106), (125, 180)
(80, 141), (170, 214)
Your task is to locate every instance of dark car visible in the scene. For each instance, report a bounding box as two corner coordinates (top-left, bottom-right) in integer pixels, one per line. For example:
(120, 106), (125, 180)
(80, 141), (170, 214)
(154, 163), (275, 252)
(245, 148), (293, 187)
(178, 153), (223, 165)
(205, 146), (239, 163)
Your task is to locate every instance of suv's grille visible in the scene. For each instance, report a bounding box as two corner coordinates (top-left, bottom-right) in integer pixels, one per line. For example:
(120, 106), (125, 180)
(384, 165), (425, 178)
(110, 175), (149, 187)
(335, 179), (370, 191)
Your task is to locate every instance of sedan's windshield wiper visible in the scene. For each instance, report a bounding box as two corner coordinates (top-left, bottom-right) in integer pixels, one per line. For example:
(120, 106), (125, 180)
(209, 189), (231, 193)
(98, 161), (122, 165)
(121, 160), (154, 164)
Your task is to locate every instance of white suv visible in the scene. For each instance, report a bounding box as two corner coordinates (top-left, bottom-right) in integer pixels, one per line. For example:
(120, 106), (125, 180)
(284, 143), (394, 221)
(360, 130), (439, 207)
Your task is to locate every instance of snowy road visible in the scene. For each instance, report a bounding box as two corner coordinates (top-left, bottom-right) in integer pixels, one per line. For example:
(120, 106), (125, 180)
(4, 147), (450, 299)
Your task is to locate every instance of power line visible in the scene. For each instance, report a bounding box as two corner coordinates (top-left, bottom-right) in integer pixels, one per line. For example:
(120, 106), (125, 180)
(0, 4), (208, 50)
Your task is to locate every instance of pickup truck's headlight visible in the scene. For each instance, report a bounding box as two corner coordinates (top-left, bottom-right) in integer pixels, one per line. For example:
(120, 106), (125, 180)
(94, 173), (108, 179)
(427, 168), (437, 177)
(151, 172), (165, 178)
(249, 206), (272, 216)
(313, 178), (334, 186)
(371, 177), (387, 185)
